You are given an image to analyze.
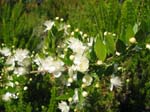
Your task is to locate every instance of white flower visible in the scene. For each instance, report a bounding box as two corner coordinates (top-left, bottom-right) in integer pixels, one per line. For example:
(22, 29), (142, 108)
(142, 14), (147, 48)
(67, 38), (86, 55)
(2, 92), (17, 101)
(63, 24), (70, 35)
(44, 20), (54, 32)
(110, 76), (122, 91)
(52, 61), (65, 78)
(2, 92), (12, 101)
(73, 54), (89, 72)
(0, 47), (11, 56)
(82, 75), (93, 86)
(146, 43), (150, 50)
(14, 49), (29, 64)
(14, 67), (28, 75)
(72, 89), (79, 103)
(87, 37), (95, 47)
(67, 66), (77, 86)
(5, 56), (15, 71)
(36, 56), (64, 77)
(36, 56), (53, 71)
(21, 58), (31, 67)
(58, 101), (70, 112)
(6, 82), (14, 88)
(68, 66), (77, 80)
(34, 54), (43, 65)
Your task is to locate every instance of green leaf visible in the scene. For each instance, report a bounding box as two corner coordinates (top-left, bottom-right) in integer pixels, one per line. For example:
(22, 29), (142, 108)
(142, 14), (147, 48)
(56, 91), (73, 100)
(105, 35), (116, 54)
(133, 23), (138, 35)
(126, 25), (134, 44)
(94, 37), (107, 61)
(116, 39), (126, 53)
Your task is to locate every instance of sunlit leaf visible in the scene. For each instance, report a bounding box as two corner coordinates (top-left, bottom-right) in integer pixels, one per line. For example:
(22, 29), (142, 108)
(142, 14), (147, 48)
(94, 37), (107, 61)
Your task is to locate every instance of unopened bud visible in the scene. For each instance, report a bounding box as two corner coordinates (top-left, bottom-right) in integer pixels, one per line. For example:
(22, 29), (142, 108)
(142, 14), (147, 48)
(112, 33), (116, 36)
(69, 55), (74, 60)
(60, 18), (64, 21)
(67, 24), (71, 28)
(146, 43), (150, 50)
(95, 83), (100, 88)
(68, 97), (73, 102)
(104, 32), (108, 36)
(71, 32), (74, 36)
(81, 84), (86, 88)
(96, 60), (103, 65)
(129, 37), (136, 44)
(83, 34), (88, 38)
(55, 17), (59, 20)
(68, 77), (73, 83)
(23, 86), (28, 90)
(75, 28), (79, 32)
(116, 51), (121, 56)
(82, 91), (88, 97)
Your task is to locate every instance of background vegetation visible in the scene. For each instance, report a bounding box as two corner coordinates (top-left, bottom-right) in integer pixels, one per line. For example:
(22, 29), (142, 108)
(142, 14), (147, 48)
(0, 0), (150, 112)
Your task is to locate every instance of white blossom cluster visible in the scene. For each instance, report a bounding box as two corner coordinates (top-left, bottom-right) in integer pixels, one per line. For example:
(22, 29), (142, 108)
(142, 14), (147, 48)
(34, 55), (64, 78)
(2, 19), (144, 112)
(0, 47), (30, 75)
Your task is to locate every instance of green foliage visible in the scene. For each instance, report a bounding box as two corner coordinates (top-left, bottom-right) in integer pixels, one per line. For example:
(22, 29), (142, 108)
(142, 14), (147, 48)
(94, 35), (107, 61)
(0, 0), (150, 112)
(0, 1), (45, 50)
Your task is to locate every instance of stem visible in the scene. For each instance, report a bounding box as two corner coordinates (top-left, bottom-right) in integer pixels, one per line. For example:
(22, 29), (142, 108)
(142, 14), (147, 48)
(47, 86), (57, 112)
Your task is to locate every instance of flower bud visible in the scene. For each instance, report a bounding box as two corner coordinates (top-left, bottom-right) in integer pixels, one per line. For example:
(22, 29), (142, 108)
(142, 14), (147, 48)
(75, 28), (79, 32)
(81, 84), (86, 88)
(112, 33), (116, 36)
(96, 60), (103, 65)
(67, 24), (71, 28)
(129, 37), (136, 44)
(146, 43), (150, 50)
(69, 55), (74, 60)
(80, 31), (83, 35)
(82, 91), (88, 97)
(116, 51), (121, 56)
(60, 18), (64, 21)
(68, 97), (73, 102)
(23, 86), (28, 90)
(95, 83), (100, 88)
(83, 34), (88, 38)
(71, 32), (74, 36)
(104, 31), (108, 36)
(68, 77), (73, 83)
(55, 17), (59, 20)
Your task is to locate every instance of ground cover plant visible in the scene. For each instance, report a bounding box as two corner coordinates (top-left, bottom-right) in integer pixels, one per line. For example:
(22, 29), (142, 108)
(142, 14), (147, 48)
(0, 0), (150, 112)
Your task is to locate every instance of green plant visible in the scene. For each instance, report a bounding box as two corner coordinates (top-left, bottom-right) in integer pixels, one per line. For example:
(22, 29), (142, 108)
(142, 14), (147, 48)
(0, 0), (150, 112)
